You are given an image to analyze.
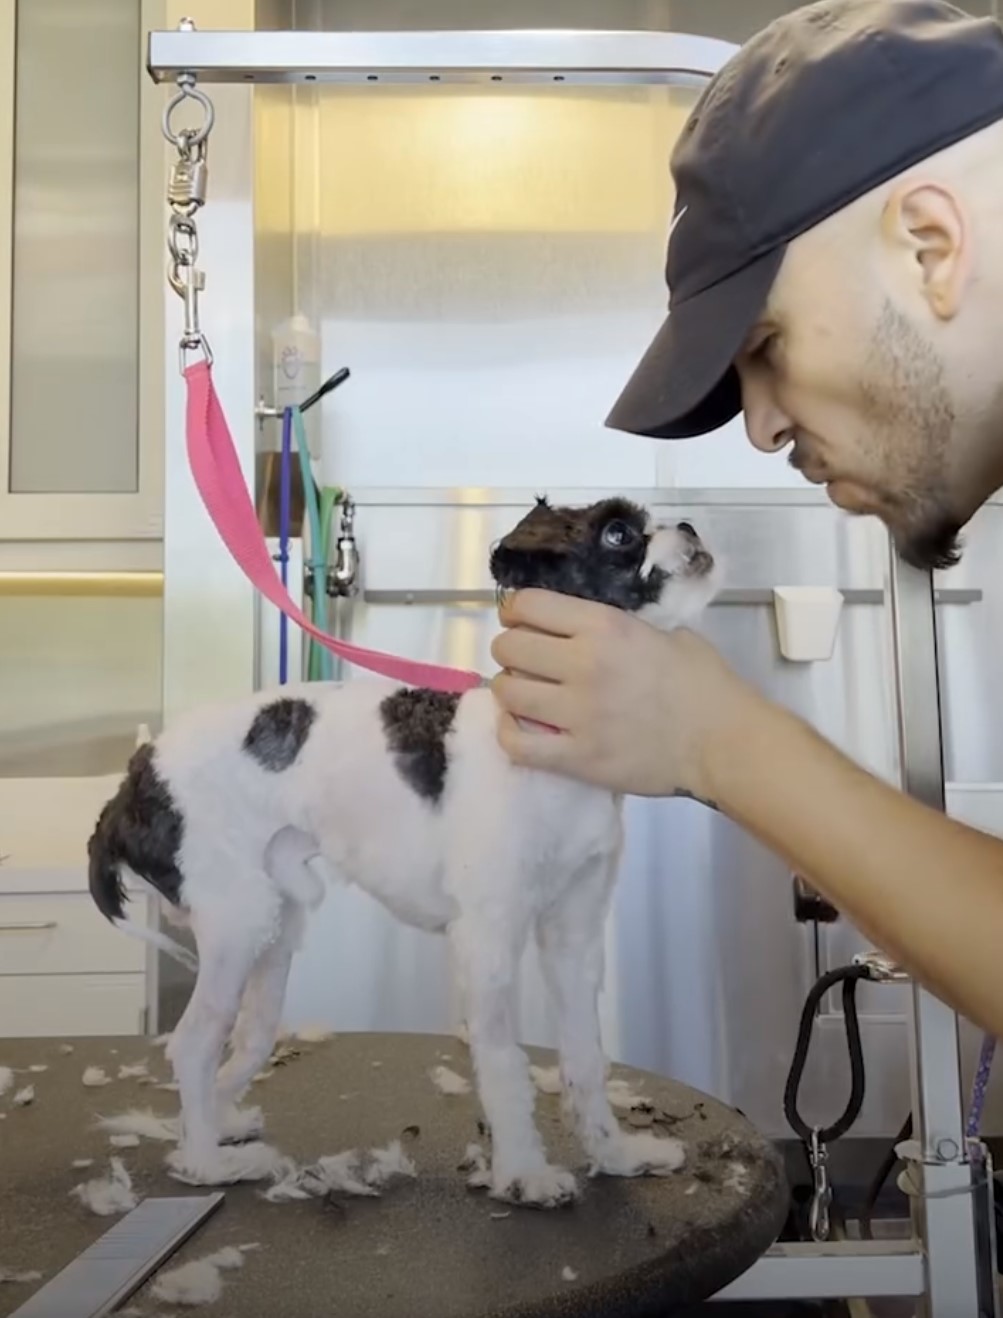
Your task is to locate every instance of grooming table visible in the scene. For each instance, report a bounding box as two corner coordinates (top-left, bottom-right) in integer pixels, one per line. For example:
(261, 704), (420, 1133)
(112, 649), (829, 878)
(0, 1033), (788, 1317)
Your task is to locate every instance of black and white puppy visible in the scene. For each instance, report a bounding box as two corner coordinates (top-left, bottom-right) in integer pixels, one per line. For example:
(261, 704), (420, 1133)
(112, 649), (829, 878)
(88, 496), (719, 1206)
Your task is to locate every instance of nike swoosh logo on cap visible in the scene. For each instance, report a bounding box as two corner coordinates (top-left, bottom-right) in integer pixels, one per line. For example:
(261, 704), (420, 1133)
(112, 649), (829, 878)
(669, 204), (688, 238)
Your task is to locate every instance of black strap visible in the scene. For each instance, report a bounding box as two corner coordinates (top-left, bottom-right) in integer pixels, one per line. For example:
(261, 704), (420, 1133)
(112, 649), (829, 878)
(784, 964), (870, 1145)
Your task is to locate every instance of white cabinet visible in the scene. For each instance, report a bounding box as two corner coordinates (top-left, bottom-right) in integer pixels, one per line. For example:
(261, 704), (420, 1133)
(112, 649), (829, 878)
(0, 0), (164, 542)
(0, 777), (151, 1037)
(0, 0), (166, 1036)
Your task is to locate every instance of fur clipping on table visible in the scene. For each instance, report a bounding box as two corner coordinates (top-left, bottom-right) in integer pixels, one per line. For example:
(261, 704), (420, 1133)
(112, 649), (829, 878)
(70, 1158), (138, 1216)
(429, 1065), (471, 1096)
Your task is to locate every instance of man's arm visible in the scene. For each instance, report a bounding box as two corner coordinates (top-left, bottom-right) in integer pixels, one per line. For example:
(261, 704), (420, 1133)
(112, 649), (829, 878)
(708, 695), (1003, 1036)
(490, 589), (1003, 1038)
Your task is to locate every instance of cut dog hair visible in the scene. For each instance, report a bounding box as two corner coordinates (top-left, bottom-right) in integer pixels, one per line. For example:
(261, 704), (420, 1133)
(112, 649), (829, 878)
(88, 497), (719, 1206)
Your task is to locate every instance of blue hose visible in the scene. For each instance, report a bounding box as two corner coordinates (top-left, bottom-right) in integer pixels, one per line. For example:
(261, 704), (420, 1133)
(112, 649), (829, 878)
(277, 406), (293, 685)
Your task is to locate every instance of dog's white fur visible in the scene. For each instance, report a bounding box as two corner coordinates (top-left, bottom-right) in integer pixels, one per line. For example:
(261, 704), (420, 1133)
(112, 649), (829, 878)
(94, 512), (719, 1207)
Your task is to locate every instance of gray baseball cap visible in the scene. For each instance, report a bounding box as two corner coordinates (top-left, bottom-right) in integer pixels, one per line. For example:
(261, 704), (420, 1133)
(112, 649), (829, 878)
(606, 0), (1003, 440)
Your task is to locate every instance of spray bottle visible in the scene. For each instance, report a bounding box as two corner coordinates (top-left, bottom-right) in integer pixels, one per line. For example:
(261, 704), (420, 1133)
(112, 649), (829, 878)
(257, 313), (321, 537)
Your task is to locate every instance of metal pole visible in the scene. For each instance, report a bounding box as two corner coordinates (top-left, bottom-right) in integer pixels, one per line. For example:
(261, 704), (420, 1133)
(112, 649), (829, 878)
(146, 28), (737, 85)
(887, 541), (981, 1316)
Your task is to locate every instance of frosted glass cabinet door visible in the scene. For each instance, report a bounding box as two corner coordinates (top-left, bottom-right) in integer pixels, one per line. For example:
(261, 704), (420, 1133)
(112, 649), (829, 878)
(0, 0), (164, 540)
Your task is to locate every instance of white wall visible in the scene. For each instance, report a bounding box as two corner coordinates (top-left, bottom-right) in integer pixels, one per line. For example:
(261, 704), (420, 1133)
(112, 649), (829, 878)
(661, 414), (802, 489)
(277, 83), (802, 493)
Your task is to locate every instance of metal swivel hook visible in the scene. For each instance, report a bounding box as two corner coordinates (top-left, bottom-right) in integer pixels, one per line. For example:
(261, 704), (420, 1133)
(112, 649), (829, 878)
(808, 1128), (833, 1242)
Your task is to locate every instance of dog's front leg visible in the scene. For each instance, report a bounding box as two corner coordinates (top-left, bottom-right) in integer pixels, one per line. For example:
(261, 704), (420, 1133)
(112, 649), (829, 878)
(536, 859), (686, 1180)
(450, 915), (578, 1209)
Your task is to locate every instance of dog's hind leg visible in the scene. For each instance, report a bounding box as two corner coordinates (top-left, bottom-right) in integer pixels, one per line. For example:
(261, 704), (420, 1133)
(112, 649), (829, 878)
(450, 912), (578, 1209)
(165, 885), (281, 1185)
(213, 900), (301, 1133)
(536, 855), (686, 1180)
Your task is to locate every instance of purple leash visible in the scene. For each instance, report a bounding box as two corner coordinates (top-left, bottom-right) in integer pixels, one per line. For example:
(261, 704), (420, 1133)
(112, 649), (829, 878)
(965, 1032), (996, 1141)
(277, 406), (293, 685)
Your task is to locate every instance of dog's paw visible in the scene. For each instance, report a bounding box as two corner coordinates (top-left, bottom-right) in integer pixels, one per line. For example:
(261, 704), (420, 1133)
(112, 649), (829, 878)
(466, 1163), (493, 1190)
(218, 1104), (264, 1144)
(459, 1142), (492, 1190)
(166, 1140), (286, 1186)
(491, 1164), (579, 1209)
(590, 1131), (686, 1179)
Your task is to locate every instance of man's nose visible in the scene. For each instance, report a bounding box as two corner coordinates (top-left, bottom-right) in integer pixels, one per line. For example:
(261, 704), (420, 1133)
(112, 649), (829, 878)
(741, 374), (795, 454)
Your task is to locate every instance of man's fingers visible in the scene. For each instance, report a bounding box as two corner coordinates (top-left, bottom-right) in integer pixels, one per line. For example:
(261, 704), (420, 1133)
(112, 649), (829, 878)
(496, 711), (578, 772)
(498, 588), (614, 636)
(491, 671), (576, 730)
(490, 627), (571, 682)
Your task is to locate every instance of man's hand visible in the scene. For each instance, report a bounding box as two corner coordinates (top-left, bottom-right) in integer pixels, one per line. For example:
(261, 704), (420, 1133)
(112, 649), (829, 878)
(489, 589), (757, 800)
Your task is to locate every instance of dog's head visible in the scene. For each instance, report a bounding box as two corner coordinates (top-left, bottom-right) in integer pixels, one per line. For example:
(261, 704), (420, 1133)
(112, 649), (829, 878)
(489, 496), (720, 630)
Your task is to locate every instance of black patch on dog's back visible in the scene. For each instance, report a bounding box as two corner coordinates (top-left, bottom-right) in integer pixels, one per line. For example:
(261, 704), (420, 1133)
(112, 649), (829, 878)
(243, 698), (317, 772)
(380, 688), (461, 803)
(88, 743), (185, 918)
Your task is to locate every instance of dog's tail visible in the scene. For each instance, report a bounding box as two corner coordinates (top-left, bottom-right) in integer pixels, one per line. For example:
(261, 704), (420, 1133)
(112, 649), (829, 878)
(87, 748), (199, 975)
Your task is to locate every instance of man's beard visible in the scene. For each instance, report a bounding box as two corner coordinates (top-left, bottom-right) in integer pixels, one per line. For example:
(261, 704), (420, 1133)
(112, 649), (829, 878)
(895, 510), (962, 572)
(865, 304), (962, 573)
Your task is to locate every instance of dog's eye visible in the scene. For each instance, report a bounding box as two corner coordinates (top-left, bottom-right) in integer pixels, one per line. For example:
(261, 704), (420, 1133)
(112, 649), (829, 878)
(601, 520), (635, 549)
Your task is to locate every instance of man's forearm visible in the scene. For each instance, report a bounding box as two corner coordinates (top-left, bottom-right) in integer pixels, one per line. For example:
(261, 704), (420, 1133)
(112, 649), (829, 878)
(706, 694), (1003, 1037)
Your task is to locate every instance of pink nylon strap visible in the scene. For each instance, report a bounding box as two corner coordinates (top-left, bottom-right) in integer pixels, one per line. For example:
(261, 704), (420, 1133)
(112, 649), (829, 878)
(184, 359), (484, 694)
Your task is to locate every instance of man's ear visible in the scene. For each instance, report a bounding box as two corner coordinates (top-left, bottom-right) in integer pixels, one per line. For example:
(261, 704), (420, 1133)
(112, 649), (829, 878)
(880, 180), (971, 320)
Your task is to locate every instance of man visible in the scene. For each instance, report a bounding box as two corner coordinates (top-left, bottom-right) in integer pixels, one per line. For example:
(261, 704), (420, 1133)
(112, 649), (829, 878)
(490, 0), (1003, 1037)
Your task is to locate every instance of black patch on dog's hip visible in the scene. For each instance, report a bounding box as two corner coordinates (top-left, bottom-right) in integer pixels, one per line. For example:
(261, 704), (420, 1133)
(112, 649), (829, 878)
(380, 688), (461, 803)
(243, 698), (317, 772)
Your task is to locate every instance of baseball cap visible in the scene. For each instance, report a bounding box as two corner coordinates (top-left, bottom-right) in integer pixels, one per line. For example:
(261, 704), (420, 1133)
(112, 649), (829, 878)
(606, 0), (1003, 440)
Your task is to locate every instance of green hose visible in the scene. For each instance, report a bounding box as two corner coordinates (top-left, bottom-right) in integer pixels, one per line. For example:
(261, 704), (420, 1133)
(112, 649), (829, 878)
(290, 405), (343, 683)
(312, 485), (344, 681)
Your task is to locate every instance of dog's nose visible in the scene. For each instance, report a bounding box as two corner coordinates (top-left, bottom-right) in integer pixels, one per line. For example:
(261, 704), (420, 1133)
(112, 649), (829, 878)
(677, 520), (697, 537)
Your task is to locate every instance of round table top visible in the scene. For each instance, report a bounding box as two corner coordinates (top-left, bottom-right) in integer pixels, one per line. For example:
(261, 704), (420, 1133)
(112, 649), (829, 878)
(0, 1032), (788, 1318)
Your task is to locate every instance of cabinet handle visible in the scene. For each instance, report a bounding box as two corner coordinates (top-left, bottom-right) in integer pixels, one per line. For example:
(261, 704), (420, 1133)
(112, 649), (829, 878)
(0, 921), (58, 931)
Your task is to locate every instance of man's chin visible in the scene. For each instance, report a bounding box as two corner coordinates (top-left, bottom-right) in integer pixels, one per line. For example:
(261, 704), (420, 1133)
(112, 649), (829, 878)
(895, 527), (963, 571)
(892, 517), (964, 572)
(826, 481), (963, 571)
(826, 479), (876, 514)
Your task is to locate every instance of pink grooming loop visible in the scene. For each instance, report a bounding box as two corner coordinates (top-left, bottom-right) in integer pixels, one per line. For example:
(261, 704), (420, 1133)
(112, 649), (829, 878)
(183, 359), (483, 694)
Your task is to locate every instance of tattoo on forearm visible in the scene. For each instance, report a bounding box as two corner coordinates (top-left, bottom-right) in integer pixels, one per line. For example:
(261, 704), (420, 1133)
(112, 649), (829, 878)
(671, 789), (719, 811)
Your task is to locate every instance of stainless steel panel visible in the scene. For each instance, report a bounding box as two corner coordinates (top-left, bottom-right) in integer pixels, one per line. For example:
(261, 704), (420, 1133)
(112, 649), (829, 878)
(936, 503), (1003, 783)
(934, 502), (1003, 1142)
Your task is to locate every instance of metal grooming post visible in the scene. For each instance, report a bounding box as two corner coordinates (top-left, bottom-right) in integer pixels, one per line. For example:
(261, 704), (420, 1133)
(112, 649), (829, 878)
(146, 26), (983, 1309)
(886, 546), (982, 1315)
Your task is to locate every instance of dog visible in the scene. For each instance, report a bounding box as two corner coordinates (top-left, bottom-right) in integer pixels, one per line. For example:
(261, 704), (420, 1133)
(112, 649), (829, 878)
(87, 496), (719, 1207)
